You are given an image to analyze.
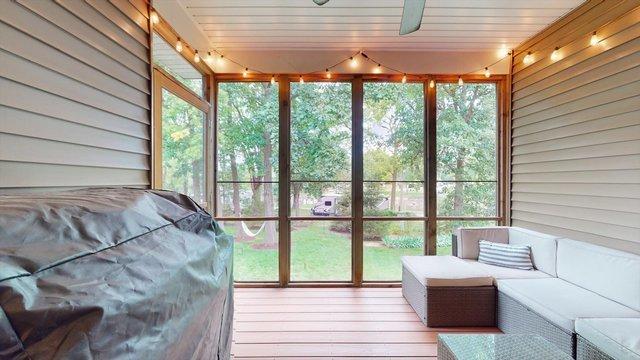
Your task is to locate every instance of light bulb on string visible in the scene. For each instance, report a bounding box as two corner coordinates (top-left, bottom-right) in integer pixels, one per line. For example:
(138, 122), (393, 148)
(484, 67), (490, 78)
(349, 56), (358, 68)
(550, 47), (560, 61)
(458, 76), (464, 86)
(175, 38), (183, 53)
(271, 75), (276, 85)
(205, 51), (214, 65)
(150, 11), (159, 25)
(242, 68), (248, 78)
(373, 64), (382, 74)
(217, 54), (225, 66)
(429, 79), (435, 88)
(401, 74), (407, 83)
(523, 51), (533, 65)
(325, 69), (332, 79)
(299, 75), (304, 84)
(194, 50), (200, 63)
(590, 31), (599, 46)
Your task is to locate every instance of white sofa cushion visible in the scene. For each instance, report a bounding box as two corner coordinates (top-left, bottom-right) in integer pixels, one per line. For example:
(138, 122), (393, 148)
(401, 256), (493, 287)
(576, 318), (640, 360)
(497, 278), (640, 332)
(463, 259), (551, 284)
(455, 227), (509, 259)
(507, 227), (559, 276)
(557, 238), (640, 311)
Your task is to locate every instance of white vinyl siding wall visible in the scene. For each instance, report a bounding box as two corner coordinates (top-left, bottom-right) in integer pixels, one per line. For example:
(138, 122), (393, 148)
(0, 0), (151, 193)
(510, 0), (640, 254)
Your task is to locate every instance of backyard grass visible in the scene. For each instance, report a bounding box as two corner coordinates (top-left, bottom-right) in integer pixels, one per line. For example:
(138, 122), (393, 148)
(230, 221), (452, 282)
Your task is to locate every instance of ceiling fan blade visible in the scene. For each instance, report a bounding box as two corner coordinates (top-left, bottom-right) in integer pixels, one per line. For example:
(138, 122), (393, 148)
(313, 0), (330, 5)
(399, 0), (426, 35)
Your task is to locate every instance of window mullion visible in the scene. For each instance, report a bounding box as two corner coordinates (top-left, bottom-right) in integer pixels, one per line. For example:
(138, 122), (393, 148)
(352, 75), (364, 287)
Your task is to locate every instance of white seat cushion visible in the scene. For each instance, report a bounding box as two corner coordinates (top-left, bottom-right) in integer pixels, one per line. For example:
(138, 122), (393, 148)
(497, 278), (640, 332)
(463, 259), (551, 285)
(576, 318), (640, 360)
(557, 238), (640, 312)
(507, 227), (559, 276)
(401, 256), (493, 287)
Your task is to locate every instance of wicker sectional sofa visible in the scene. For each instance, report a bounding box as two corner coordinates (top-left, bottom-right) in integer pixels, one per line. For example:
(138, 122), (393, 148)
(401, 226), (640, 359)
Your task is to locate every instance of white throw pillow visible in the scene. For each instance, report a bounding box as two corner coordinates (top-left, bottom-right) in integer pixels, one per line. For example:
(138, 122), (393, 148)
(478, 240), (534, 270)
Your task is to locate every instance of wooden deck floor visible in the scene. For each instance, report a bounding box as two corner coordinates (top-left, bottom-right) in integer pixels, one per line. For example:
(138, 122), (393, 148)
(232, 287), (499, 359)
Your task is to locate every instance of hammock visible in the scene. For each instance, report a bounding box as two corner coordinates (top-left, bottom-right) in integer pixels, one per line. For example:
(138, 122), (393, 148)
(241, 221), (267, 238)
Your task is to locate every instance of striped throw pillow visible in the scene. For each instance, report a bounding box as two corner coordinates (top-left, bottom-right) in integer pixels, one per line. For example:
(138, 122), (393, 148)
(478, 240), (534, 270)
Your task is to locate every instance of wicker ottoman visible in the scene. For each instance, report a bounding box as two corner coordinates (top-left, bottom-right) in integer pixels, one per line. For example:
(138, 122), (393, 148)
(401, 256), (496, 327)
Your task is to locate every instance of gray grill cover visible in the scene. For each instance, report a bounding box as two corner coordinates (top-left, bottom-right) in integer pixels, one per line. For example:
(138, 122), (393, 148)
(0, 188), (233, 359)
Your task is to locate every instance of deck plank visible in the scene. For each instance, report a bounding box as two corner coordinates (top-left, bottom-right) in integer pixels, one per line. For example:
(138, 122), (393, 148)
(231, 287), (500, 359)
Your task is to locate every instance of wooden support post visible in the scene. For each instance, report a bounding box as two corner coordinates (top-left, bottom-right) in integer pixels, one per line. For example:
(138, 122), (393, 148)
(278, 77), (291, 287)
(425, 78), (437, 255)
(352, 76), (364, 286)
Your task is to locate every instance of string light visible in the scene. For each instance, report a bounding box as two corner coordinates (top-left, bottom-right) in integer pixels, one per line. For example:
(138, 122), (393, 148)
(271, 75), (276, 85)
(349, 56), (358, 68)
(167, 27), (605, 88)
(150, 11), (159, 25)
(590, 31), (599, 46)
(550, 47), (560, 61)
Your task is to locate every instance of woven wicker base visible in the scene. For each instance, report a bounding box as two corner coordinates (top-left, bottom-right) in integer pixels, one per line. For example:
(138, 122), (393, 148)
(402, 267), (496, 327)
(576, 335), (615, 360)
(497, 292), (575, 357)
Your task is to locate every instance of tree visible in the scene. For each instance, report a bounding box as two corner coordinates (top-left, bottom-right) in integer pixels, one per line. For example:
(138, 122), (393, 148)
(290, 82), (352, 216)
(218, 83), (279, 247)
(436, 83), (497, 247)
(363, 83), (424, 213)
(160, 89), (205, 204)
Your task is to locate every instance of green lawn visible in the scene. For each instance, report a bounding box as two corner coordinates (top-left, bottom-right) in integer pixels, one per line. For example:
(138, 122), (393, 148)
(230, 221), (452, 282)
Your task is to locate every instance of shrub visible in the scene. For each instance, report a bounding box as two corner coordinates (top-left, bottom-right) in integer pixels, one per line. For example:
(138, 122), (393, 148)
(382, 235), (423, 249)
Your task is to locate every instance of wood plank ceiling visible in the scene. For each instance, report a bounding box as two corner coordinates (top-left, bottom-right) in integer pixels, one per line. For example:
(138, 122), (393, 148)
(180, 0), (585, 51)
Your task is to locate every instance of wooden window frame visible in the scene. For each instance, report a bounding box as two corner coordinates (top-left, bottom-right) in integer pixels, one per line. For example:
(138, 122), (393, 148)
(213, 74), (508, 287)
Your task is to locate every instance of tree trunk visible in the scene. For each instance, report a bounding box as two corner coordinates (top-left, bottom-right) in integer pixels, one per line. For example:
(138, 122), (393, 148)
(191, 160), (201, 203)
(453, 157), (465, 216)
(390, 169), (398, 211)
(292, 184), (302, 217)
(261, 128), (277, 249)
(230, 153), (245, 241)
(397, 182), (404, 212)
(451, 87), (480, 217)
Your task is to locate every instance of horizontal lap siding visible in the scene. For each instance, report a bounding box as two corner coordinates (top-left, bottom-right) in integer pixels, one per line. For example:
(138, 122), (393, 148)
(0, 0), (151, 192)
(510, 0), (640, 254)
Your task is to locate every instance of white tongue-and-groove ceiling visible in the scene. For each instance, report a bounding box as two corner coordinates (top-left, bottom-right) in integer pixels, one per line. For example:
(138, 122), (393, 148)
(180, 0), (584, 51)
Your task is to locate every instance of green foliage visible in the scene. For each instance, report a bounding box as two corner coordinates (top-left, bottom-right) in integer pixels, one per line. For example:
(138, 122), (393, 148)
(436, 83), (497, 217)
(382, 235), (423, 249)
(160, 89), (205, 203)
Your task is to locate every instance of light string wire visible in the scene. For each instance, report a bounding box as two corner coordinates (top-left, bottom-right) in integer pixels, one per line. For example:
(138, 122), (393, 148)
(158, 9), (610, 80)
